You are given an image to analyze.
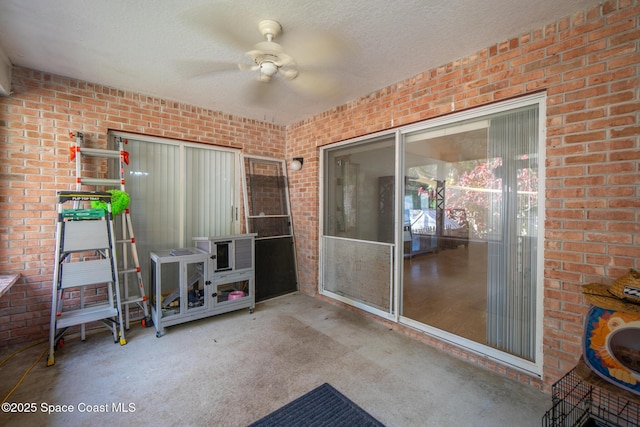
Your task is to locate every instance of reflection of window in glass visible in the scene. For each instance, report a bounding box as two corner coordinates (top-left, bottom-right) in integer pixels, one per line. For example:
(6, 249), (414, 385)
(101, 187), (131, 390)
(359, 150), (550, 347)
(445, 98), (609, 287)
(323, 136), (395, 243)
(405, 119), (492, 240)
(334, 156), (359, 234)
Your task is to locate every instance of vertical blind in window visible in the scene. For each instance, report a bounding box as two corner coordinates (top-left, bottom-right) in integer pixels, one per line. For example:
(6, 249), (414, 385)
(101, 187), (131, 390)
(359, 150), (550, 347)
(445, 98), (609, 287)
(486, 106), (539, 361)
(112, 134), (237, 292)
(185, 146), (236, 240)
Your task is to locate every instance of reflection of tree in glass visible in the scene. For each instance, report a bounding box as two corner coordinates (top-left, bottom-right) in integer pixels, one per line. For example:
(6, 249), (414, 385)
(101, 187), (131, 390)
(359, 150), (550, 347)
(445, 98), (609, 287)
(446, 157), (537, 239)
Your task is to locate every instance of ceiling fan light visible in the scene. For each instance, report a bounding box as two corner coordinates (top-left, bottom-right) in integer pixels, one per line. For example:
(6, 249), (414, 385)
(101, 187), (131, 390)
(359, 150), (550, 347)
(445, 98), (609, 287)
(260, 61), (278, 77)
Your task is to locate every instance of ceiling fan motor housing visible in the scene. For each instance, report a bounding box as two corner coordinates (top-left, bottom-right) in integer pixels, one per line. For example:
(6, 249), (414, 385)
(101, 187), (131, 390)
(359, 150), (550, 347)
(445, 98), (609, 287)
(257, 20), (282, 41)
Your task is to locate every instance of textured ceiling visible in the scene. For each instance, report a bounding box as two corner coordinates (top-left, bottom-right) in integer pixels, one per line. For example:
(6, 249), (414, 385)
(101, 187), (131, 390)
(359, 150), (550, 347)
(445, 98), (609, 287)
(0, 0), (601, 125)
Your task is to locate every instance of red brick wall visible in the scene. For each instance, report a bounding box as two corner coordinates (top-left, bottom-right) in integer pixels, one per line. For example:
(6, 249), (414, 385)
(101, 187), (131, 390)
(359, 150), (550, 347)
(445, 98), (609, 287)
(0, 0), (637, 391)
(286, 0), (639, 389)
(0, 68), (285, 345)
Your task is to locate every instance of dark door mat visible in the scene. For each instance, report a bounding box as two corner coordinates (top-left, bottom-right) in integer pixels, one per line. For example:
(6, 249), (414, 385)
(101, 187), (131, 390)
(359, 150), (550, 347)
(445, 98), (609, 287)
(248, 383), (385, 427)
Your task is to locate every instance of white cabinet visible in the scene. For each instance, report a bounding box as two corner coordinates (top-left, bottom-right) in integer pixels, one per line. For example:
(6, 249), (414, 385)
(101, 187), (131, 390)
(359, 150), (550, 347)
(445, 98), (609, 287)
(150, 234), (256, 337)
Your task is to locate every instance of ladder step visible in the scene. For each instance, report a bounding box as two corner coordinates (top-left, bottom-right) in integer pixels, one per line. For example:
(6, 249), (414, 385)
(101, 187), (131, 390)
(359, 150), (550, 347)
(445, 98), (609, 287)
(62, 220), (110, 252)
(60, 259), (114, 288)
(78, 178), (123, 187)
(116, 239), (134, 244)
(76, 147), (121, 158)
(118, 267), (140, 275)
(56, 304), (118, 329)
(122, 296), (145, 305)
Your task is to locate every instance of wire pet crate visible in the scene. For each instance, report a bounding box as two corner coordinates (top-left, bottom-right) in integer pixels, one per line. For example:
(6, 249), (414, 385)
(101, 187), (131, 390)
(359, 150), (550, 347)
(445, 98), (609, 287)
(542, 360), (640, 427)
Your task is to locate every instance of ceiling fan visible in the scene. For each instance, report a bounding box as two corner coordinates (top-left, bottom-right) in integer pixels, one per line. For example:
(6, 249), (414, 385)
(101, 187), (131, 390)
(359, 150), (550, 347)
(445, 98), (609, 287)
(240, 19), (299, 83)
(179, 11), (351, 102)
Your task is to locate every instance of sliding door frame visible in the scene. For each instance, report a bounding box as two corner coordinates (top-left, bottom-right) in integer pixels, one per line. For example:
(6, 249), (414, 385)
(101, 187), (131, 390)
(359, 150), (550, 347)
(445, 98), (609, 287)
(319, 93), (546, 376)
(319, 129), (401, 322)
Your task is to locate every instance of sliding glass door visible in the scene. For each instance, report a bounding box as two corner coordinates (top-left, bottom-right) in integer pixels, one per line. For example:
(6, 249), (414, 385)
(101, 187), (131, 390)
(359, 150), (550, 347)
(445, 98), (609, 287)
(320, 94), (544, 372)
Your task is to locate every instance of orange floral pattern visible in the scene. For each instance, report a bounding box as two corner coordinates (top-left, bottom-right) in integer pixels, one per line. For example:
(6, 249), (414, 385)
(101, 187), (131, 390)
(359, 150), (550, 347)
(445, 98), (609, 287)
(588, 310), (639, 384)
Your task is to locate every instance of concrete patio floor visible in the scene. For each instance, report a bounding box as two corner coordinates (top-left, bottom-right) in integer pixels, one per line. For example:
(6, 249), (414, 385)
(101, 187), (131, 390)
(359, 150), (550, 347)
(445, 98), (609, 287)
(0, 292), (550, 426)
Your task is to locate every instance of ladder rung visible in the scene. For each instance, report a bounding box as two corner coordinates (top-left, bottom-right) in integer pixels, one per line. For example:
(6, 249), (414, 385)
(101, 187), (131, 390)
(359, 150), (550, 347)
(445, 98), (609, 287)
(122, 296), (145, 305)
(60, 259), (114, 288)
(77, 147), (121, 159)
(56, 304), (118, 329)
(118, 267), (140, 275)
(78, 178), (123, 186)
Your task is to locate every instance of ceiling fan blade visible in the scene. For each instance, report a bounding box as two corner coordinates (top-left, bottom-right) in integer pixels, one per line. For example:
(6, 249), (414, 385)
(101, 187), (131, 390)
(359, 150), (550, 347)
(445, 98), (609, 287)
(238, 63), (260, 71)
(252, 41), (285, 55)
(279, 67), (299, 80)
(244, 78), (279, 106)
(276, 52), (297, 68)
(180, 4), (261, 52)
(282, 30), (355, 69)
(289, 70), (342, 99)
(174, 60), (242, 79)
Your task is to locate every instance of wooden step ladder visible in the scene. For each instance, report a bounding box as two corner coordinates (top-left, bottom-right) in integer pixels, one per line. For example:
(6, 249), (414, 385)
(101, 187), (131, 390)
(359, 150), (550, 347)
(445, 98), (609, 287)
(48, 191), (126, 366)
(70, 131), (151, 329)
